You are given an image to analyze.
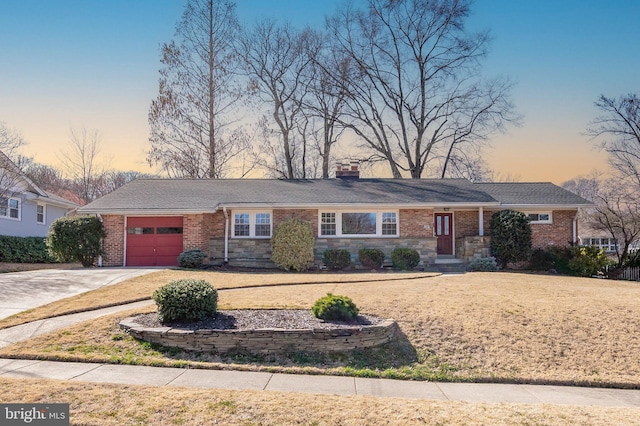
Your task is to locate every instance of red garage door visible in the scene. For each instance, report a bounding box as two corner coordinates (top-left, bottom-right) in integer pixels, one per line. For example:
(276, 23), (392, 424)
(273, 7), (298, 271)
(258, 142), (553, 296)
(126, 217), (183, 266)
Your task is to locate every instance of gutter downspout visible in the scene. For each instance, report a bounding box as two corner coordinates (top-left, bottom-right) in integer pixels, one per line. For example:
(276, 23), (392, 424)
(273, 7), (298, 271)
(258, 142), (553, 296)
(573, 210), (579, 245)
(223, 207), (229, 264)
(97, 214), (103, 267)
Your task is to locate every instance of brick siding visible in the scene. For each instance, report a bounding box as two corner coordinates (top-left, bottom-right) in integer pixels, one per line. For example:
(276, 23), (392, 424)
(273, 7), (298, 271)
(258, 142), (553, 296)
(101, 215), (124, 266)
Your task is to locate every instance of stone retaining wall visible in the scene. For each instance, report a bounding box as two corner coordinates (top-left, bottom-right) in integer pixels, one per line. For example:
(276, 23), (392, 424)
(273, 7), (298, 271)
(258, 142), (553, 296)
(120, 317), (399, 354)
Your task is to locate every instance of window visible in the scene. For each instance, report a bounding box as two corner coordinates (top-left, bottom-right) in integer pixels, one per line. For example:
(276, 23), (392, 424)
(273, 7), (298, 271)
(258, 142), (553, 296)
(321, 213), (336, 236)
(127, 227), (154, 235)
(36, 204), (45, 224)
(526, 212), (552, 224)
(0, 197), (20, 220)
(587, 237), (617, 253)
(157, 227), (183, 234)
(233, 211), (271, 238)
(319, 210), (398, 237)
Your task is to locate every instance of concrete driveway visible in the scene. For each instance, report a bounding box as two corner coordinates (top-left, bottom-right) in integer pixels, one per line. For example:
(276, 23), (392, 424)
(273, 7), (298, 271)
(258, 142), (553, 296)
(0, 268), (160, 320)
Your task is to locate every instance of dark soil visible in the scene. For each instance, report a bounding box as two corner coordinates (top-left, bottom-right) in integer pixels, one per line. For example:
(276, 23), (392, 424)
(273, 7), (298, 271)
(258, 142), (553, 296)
(132, 309), (384, 331)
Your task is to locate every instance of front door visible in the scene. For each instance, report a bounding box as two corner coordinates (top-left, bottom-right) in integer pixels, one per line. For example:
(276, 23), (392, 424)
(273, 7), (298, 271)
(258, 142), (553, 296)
(435, 213), (453, 255)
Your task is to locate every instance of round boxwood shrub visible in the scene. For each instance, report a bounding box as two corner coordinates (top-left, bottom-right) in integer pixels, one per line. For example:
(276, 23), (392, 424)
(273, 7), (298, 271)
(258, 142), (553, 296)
(152, 279), (218, 323)
(178, 249), (207, 269)
(271, 217), (315, 271)
(323, 249), (351, 270)
(312, 293), (359, 321)
(390, 248), (420, 270)
(358, 248), (385, 269)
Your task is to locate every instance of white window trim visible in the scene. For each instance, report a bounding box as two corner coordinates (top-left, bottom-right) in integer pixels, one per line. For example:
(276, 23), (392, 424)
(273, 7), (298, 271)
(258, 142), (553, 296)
(231, 210), (272, 238)
(36, 203), (46, 225)
(0, 197), (21, 221)
(318, 210), (399, 238)
(525, 211), (552, 224)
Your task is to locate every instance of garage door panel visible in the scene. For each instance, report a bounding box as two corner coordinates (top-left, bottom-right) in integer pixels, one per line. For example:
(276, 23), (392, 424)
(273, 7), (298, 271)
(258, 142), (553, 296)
(126, 217), (184, 267)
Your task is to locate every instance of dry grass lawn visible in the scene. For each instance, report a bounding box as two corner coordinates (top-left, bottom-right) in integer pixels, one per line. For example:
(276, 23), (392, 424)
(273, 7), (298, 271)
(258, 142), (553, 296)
(2, 377), (638, 425)
(0, 269), (432, 329)
(1, 271), (639, 388)
(2, 270), (640, 425)
(0, 262), (81, 273)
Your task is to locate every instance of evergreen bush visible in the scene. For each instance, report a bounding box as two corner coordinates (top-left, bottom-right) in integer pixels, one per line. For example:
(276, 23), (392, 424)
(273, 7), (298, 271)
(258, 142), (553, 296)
(322, 249), (351, 270)
(0, 236), (57, 263)
(47, 215), (105, 267)
(358, 248), (385, 269)
(152, 279), (218, 323)
(390, 248), (420, 270)
(466, 257), (498, 272)
(489, 210), (532, 268)
(178, 249), (207, 269)
(271, 218), (315, 271)
(312, 293), (359, 321)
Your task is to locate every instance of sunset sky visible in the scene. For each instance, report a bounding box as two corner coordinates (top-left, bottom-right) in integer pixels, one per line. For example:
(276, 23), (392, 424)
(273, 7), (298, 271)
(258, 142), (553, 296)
(1, 0), (638, 184)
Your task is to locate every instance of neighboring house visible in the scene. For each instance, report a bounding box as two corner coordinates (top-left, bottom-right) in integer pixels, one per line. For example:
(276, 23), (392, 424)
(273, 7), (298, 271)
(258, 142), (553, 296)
(78, 163), (592, 268)
(0, 152), (79, 238)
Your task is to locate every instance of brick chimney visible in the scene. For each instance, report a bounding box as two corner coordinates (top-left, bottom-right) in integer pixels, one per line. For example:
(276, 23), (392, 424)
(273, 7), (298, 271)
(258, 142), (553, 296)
(335, 160), (360, 179)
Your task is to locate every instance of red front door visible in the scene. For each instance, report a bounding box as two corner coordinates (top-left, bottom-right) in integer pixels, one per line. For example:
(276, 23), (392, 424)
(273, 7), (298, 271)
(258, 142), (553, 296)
(126, 217), (184, 266)
(435, 213), (453, 255)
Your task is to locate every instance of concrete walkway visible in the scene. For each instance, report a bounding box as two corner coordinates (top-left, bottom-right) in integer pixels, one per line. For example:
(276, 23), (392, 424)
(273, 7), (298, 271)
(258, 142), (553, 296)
(0, 275), (639, 407)
(1, 357), (640, 406)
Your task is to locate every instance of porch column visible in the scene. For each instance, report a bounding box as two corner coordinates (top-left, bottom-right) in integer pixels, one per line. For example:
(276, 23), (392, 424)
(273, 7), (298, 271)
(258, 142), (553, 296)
(478, 207), (484, 237)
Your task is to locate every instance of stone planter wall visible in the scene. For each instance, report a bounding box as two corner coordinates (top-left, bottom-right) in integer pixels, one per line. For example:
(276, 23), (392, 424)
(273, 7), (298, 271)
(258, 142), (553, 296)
(120, 317), (399, 354)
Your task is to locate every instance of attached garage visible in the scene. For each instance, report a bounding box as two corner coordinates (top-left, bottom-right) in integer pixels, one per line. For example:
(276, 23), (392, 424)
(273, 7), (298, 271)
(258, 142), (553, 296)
(126, 216), (184, 266)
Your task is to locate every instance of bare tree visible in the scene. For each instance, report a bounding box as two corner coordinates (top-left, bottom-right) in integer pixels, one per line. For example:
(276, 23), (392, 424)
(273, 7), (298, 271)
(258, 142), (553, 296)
(588, 94), (640, 186)
(589, 180), (640, 268)
(59, 128), (109, 204)
(148, 0), (249, 178)
(0, 122), (27, 202)
(303, 42), (351, 178)
(326, 0), (519, 179)
(239, 20), (321, 179)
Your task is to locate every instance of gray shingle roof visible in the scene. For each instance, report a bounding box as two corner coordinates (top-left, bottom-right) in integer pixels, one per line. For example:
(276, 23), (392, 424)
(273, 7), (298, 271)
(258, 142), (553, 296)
(78, 178), (590, 214)
(473, 182), (592, 207)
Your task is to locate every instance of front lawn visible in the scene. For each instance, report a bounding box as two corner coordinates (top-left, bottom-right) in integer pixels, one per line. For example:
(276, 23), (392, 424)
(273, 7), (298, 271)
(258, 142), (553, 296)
(1, 271), (639, 388)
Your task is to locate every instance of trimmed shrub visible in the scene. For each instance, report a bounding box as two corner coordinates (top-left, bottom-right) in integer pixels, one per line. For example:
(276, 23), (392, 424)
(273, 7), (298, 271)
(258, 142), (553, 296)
(391, 248), (420, 270)
(152, 279), (218, 323)
(528, 248), (555, 271)
(0, 236), (57, 263)
(489, 210), (532, 269)
(358, 248), (385, 269)
(466, 257), (498, 272)
(178, 249), (207, 269)
(567, 246), (610, 277)
(312, 293), (359, 321)
(47, 215), (105, 267)
(323, 249), (351, 270)
(271, 218), (315, 271)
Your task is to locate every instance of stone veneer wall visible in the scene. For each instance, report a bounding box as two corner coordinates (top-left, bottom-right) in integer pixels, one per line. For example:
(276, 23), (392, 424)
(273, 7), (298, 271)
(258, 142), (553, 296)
(315, 237), (437, 267)
(120, 316), (399, 354)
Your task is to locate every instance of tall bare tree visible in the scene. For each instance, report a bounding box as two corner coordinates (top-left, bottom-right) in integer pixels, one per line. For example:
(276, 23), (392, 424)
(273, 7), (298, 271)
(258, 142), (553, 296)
(326, 0), (518, 179)
(239, 21), (321, 179)
(0, 122), (27, 202)
(303, 41), (351, 178)
(59, 128), (109, 204)
(148, 0), (249, 178)
(588, 94), (640, 186)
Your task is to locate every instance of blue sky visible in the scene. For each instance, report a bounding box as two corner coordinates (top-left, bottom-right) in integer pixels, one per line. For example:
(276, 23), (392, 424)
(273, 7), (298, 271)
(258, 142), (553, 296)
(1, 0), (638, 183)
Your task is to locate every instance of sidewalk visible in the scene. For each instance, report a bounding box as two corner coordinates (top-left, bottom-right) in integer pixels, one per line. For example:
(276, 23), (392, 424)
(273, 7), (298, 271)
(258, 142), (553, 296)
(1, 302), (639, 407)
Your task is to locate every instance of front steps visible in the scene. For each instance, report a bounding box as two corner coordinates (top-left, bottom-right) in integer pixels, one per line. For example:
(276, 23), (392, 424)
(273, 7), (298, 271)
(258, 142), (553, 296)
(425, 256), (467, 274)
